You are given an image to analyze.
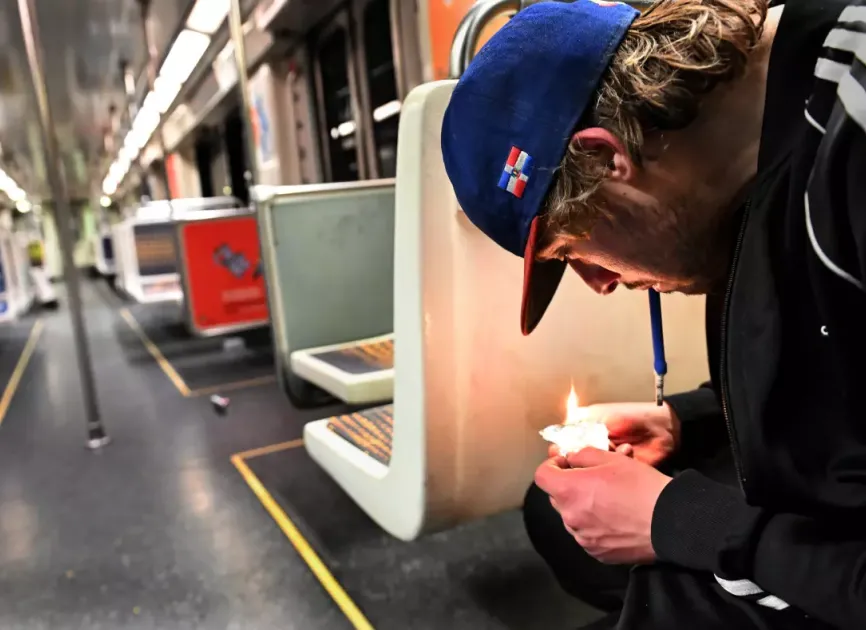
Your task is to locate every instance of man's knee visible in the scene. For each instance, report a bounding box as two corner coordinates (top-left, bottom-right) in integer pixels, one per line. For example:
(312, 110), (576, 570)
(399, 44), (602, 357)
(523, 481), (589, 582)
(523, 481), (566, 555)
(522, 482), (630, 611)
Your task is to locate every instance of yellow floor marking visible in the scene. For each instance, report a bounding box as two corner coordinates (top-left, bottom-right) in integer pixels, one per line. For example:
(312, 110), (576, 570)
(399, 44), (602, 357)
(232, 441), (374, 630)
(121, 308), (277, 398)
(0, 319), (44, 426)
(119, 307), (191, 397)
(232, 438), (304, 460)
(190, 375), (277, 398)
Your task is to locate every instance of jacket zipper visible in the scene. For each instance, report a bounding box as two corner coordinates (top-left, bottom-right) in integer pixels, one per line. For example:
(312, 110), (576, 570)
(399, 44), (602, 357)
(720, 200), (750, 494)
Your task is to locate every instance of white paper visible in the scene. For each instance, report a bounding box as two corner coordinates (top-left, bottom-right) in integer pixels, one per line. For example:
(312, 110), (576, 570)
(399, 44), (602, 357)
(539, 421), (609, 454)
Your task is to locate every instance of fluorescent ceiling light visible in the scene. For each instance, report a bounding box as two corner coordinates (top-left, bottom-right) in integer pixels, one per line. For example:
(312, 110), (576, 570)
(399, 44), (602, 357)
(8, 187), (26, 202)
(159, 29), (211, 85)
(103, 178), (117, 196)
(119, 144), (137, 163)
(131, 108), (160, 148)
(372, 100), (402, 122)
(16, 199), (31, 213)
(123, 132), (142, 158)
(186, 0), (230, 35)
(118, 155), (131, 175)
(141, 91), (158, 115)
(100, 195), (111, 208)
(153, 77), (182, 113)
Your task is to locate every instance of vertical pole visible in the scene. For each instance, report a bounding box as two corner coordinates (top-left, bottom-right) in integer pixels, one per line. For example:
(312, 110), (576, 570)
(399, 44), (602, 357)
(16, 0), (110, 449)
(229, 0), (287, 392)
(138, 0), (176, 211)
(228, 0), (259, 186)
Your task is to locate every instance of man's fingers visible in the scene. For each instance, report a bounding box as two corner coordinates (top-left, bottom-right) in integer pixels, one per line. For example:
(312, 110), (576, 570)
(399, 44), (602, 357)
(615, 443), (634, 457)
(534, 457), (569, 494)
(603, 415), (634, 436)
(565, 445), (618, 468)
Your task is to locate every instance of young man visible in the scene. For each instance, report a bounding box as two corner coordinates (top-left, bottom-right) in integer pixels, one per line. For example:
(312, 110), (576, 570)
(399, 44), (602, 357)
(441, 0), (866, 628)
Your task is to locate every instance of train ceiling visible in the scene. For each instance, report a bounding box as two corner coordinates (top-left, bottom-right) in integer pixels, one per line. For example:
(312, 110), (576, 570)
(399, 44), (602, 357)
(0, 0), (195, 204)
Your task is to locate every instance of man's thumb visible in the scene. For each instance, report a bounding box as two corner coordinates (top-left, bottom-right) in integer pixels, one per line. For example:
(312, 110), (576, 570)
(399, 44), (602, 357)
(565, 446), (616, 468)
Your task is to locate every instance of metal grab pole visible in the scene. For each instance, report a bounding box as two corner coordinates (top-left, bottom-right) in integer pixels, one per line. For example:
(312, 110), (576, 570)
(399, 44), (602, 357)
(228, 0), (292, 398)
(229, 0), (260, 187)
(16, 0), (109, 449)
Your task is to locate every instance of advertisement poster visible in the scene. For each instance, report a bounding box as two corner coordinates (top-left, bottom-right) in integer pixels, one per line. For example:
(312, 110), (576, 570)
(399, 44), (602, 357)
(249, 67), (277, 171)
(0, 253), (7, 316)
(181, 216), (269, 332)
(102, 235), (114, 263)
(27, 240), (43, 267)
(134, 223), (178, 276)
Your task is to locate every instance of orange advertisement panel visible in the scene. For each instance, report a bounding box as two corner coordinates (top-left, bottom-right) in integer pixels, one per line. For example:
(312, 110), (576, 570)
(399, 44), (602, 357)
(181, 216), (269, 332)
(165, 153), (181, 199)
(427, 0), (512, 81)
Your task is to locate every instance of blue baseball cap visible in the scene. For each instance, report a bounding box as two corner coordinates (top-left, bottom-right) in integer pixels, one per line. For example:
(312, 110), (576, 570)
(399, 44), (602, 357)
(441, 0), (638, 335)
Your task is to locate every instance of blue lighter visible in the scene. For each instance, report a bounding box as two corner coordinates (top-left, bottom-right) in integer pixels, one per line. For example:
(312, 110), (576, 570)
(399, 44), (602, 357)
(648, 289), (667, 406)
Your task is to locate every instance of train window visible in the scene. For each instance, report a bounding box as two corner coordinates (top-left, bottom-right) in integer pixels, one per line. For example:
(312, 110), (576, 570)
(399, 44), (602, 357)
(319, 28), (359, 182)
(362, 0), (399, 178)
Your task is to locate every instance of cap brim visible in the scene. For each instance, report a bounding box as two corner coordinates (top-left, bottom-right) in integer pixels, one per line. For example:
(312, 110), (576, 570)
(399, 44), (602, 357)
(521, 217), (567, 336)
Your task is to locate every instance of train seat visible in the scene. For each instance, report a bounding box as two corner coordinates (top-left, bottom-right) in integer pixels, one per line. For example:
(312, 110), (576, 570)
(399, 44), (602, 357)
(303, 80), (711, 541)
(256, 181), (395, 405)
(290, 333), (394, 405)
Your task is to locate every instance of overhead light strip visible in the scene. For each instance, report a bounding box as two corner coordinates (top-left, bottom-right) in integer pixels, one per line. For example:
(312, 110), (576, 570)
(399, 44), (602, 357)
(186, 0), (230, 35)
(0, 168), (27, 203)
(103, 22), (215, 198)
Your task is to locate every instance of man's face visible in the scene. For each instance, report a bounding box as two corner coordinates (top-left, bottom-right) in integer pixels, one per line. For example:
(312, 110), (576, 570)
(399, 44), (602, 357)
(536, 177), (734, 297)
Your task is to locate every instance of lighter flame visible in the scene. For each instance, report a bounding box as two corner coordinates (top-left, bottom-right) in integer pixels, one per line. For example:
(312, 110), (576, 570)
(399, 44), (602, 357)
(539, 382), (609, 453)
(565, 383), (588, 424)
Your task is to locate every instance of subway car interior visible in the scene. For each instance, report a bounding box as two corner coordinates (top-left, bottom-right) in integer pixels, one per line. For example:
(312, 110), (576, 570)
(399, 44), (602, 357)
(0, 0), (710, 628)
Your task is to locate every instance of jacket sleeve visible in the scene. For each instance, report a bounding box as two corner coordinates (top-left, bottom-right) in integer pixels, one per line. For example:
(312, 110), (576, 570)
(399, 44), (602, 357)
(664, 384), (729, 465)
(652, 22), (866, 629)
(652, 472), (866, 630)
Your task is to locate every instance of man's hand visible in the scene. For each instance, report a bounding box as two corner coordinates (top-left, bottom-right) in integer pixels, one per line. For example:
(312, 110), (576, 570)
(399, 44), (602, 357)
(535, 447), (672, 565)
(565, 402), (682, 466)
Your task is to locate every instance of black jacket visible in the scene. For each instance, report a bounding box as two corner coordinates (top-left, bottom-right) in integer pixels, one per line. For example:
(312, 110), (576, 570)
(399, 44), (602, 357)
(651, 1), (866, 628)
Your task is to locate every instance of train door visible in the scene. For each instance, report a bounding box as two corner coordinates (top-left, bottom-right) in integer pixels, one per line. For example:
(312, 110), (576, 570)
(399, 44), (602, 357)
(352, 0), (401, 178)
(249, 51), (322, 186)
(309, 0), (403, 182)
(224, 106), (251, 204)
(194, 127), (218, 197)
(311, 11), (365, 182)
(282, 52), (322, 185)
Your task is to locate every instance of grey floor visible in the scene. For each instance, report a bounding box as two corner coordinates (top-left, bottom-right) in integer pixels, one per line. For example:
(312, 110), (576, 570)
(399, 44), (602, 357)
(0, 279), (599, 629)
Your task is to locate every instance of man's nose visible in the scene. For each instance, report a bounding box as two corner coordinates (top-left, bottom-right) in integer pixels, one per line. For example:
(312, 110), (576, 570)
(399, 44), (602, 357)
(568, 259), (620, 295)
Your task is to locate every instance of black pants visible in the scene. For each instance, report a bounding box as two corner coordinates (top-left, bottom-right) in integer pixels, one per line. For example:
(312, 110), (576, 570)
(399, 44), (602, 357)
(523, 455), (837, 630)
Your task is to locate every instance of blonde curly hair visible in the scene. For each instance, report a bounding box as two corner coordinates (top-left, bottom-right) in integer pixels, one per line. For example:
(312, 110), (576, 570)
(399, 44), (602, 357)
(542, 0), (769, 238)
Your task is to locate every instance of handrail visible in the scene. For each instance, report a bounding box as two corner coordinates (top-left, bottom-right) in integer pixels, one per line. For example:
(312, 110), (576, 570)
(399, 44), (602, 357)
(448, 6), (479, 79)
(461, 0), (522, 75)
(251, 179), (397, 204)
(449, 0), (521, 79)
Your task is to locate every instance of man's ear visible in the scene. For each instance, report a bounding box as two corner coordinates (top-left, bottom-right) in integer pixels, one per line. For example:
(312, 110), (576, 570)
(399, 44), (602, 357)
(571, 128), (634, 182)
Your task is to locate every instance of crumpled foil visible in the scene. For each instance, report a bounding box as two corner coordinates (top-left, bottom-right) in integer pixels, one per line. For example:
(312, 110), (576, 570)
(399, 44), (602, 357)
(539, 421), (609, 455)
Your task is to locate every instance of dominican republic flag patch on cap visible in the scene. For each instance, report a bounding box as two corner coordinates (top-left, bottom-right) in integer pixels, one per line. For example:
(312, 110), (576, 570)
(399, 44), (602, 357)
(498, 147), (534, 198)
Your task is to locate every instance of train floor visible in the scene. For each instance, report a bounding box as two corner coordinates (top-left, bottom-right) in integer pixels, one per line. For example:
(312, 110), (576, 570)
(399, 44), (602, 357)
(0, 278), (601, 629)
